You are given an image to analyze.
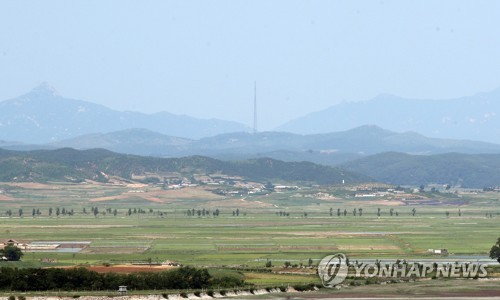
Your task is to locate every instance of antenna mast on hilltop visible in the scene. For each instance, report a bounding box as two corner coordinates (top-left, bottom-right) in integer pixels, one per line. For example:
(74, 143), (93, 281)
(253, 81), (257, 134)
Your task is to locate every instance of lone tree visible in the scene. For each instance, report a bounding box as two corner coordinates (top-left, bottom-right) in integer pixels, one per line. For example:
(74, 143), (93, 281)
(489, 237), (500, 263)
(1, 244), (24, 261)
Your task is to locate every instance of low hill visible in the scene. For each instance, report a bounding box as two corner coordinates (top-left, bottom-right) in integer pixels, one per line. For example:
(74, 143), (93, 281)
(0, 148), (369, 185)
(343, 152), (500, 188)
(49, 128), (192, 156)
(3, 147), (498, 188)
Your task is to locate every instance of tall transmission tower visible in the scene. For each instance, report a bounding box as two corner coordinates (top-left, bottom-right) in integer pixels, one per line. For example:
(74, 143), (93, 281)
(253, 81), (257, 134)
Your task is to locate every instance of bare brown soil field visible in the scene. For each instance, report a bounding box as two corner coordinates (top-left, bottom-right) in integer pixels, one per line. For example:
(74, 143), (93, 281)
(90, 194), (166, 203)
(88, 264), (177, 273)
(91, 186), (223, 203)
(205, 198), (274, 208)
(367, 200), (406, 206)
(6, 182), (61, 189)
(151, 186), (223, 199)
(0, 194), (14, 201)
(58, 264), (177, 274)
(337, 244), (400, 250)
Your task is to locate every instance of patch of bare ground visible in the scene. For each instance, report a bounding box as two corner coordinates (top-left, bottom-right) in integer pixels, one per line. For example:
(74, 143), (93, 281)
(337, 244), (400, 251)
(205, 198), (274, 208)
(0, 194), (14, 201)
(57, 264), (177, 274)
(5, 182), (59, 189)
(91, 186), (223, 203)
(90, 194), (142, 202)
(369, 200), (406, 206)
(152, 186), (223, 200)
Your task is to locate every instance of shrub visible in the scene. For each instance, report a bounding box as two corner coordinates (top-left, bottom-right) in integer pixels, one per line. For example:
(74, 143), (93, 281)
(210, 276), (244, 288)
(365, 277), (378, 285)
(350, 280), (362, 286)
(1, 245), (24, 261)
(295, 283), (318, 291)
(293, 284), (310, 291)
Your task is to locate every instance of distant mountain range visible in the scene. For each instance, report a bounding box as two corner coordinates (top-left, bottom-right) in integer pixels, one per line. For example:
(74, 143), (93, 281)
(0, 83), (249, 143)
(2, 83), (500, 188)
(278, 87), (500, 144)
(39, 126), (500, 166)
(3, 83), (500, 150)
(3, 84), (500, 146)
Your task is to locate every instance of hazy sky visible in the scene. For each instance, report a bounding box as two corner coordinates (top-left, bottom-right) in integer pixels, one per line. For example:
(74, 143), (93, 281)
(1, 0), (500, 130)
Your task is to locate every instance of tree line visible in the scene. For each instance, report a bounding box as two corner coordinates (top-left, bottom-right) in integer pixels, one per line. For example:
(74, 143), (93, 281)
(3, 207), (168, 218)
(0, 266), (244, 291)
(3, 206), (493, 219)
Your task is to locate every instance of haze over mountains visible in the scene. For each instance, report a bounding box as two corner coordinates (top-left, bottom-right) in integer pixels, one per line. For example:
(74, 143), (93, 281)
(1, 84), (500, 188)
(279, 87), (500, 144)
(0, 83), (249, 143)
(2, 84), (500, 147)
(2, 84), (500, 145)
(45, 126), (500, 166)
(1, 84), (500, 165)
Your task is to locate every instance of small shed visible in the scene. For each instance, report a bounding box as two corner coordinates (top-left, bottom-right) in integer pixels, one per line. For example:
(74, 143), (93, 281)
(4, 239), (20, 246)
(118, 286), (127, 295)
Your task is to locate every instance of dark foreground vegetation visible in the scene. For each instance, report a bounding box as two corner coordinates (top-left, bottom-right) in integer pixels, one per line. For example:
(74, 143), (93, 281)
(0, 266), (245, 291)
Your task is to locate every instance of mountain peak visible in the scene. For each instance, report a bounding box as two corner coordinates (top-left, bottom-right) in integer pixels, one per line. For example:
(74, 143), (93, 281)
(29, 82), (59, 97)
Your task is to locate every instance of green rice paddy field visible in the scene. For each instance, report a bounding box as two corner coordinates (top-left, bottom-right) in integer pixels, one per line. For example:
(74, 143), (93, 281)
(0, 182), (498, 269)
